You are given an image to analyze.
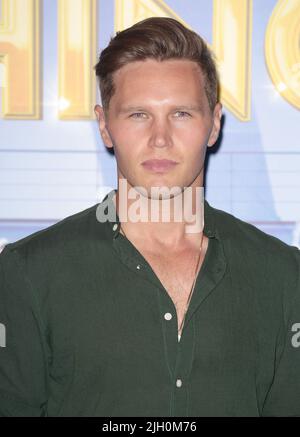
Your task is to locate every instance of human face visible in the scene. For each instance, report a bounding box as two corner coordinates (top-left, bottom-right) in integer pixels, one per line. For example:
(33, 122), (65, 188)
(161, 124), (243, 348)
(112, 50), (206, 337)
(95, 59), (222, 198)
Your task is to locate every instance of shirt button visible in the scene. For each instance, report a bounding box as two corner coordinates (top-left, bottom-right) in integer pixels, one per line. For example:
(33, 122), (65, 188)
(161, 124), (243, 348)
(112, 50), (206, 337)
(136, 264), (141, 270)
(176, 379), (182, 388)
(112, 224), (118, 231)
(164, 312), (172, 321)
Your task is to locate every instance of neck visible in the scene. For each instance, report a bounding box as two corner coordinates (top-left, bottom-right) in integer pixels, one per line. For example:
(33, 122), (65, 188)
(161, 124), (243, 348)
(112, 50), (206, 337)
(113, 183), (205, 249)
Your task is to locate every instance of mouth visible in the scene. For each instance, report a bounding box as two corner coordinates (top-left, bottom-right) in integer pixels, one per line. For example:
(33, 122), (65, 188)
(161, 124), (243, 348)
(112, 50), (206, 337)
(141, 159), (179, 172)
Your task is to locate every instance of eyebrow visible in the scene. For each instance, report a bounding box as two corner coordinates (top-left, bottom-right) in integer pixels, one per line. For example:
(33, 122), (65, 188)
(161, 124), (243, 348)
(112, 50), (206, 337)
(118, 106), (145, 114)
(175, 105), (204, 113)
(118, 105), (204, 114)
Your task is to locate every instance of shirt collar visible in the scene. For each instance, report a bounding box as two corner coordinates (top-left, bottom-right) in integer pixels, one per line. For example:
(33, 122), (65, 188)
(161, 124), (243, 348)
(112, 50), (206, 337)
(98, 188), (218, 240)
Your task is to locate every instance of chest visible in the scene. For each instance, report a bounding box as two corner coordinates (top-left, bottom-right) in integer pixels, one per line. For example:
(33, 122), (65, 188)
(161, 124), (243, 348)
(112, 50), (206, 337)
(138, 245), (207, 333)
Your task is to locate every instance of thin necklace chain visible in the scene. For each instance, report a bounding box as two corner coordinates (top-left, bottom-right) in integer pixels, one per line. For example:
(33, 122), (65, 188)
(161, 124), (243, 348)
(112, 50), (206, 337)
(119, 223), (205, 340)
(178, 231), (204, 337)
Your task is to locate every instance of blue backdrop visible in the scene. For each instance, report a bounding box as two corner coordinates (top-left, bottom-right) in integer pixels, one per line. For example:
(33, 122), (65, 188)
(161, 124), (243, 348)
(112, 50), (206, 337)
(0, 0), (299, 251)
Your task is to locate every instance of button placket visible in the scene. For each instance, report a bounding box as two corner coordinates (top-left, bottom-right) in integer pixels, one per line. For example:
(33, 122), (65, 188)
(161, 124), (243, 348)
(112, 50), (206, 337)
(176, 379), (182, 388)
(164, 312), (172, 321)
(112, 223), (118, 231)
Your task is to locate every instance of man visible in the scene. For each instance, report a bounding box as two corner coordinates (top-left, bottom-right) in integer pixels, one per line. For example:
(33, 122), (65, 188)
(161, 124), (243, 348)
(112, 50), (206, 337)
(0, 17), (299, 417)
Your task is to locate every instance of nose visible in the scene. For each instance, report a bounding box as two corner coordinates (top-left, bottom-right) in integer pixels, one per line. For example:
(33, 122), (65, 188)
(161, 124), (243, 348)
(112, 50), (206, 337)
(149, 117), (172, 149)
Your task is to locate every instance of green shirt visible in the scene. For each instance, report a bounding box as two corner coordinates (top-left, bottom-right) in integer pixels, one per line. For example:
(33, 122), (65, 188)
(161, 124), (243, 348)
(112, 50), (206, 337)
(0, 189), (300, 417)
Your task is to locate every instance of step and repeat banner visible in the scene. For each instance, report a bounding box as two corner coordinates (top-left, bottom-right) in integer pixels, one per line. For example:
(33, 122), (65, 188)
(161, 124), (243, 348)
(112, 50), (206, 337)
(0, 0), (299, 250)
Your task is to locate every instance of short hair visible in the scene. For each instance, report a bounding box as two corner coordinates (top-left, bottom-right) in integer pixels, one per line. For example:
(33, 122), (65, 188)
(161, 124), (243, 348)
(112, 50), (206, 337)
(94, 17), (219, 113)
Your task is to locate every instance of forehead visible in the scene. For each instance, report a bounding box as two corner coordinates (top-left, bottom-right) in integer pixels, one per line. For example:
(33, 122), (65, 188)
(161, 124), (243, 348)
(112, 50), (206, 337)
(111, 59), (206, 102)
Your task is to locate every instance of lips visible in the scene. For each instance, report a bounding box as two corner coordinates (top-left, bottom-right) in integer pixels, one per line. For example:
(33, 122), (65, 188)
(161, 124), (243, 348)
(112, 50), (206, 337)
(141, 159), (178, 172)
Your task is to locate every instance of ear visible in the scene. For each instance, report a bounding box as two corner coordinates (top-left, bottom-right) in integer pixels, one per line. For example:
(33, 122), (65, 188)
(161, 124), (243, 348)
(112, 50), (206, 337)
(94, 104), (114, 149)
(207, 103), (222, 147)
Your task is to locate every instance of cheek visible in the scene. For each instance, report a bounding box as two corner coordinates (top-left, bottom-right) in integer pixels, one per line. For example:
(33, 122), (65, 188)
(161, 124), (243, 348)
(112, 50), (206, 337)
(178, 133), (208, 169)
(110, 122), (146, 146)
(175, 121), (210, 141)
(111, 124), (149, 159)
(111, 135), (139, 163)
(177, 128), (208, 154)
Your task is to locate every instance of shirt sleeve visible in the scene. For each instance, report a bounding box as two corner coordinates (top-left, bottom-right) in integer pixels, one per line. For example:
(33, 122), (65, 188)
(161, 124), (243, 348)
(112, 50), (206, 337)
(0, 244), (48, 416)
(261, 247), (300, 417)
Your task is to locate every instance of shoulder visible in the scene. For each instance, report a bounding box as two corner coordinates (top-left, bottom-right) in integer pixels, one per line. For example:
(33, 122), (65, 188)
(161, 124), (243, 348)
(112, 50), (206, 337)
(208, 203), (300, 323)
(209, 202), (300, 276)
(0, 202), (109, 271)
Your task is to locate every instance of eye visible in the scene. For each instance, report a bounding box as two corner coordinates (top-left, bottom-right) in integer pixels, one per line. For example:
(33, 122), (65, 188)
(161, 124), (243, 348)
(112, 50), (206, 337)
(129, 112), (147, 119)
(174, 111), (192, 118)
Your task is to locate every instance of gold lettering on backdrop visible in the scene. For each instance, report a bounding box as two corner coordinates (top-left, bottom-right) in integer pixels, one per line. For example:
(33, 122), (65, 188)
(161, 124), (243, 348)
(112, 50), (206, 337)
(0, 0), (40, 119)
(114, 0), (187, 30)
(1, 1), (297, 120)
(213, 0), (252, 121)
(58, 0), (97, 119)
(115, 0), (252, 122)
(265, 0), (300, 110)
